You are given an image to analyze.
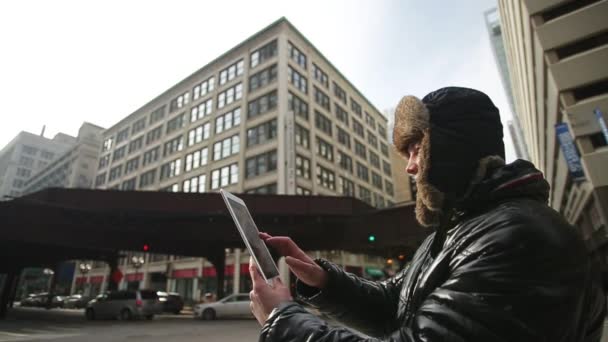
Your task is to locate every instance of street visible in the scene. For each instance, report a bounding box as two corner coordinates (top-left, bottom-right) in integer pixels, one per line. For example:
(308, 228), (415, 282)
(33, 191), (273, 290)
(0, 307), (260, 342)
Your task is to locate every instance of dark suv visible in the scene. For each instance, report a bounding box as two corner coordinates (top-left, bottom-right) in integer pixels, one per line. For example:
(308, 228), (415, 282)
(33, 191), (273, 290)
(157, 292), (184, 314)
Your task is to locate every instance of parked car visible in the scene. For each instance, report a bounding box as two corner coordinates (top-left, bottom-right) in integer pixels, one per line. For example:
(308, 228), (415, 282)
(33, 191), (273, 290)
(194, 293), (253, 320)
(157, 292), (184, 314)
(64, 294), (92, 309)
(85, 290), (162, 320)
(20, 293), (64, 308)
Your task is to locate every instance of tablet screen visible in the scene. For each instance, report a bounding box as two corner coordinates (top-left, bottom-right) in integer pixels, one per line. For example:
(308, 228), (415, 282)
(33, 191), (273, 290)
(225, 196), (280, 280)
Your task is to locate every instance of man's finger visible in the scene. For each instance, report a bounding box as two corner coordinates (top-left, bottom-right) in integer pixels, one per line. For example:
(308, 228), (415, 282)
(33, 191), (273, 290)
(265, 237), (310, 260)
(285, 256), (316, 274)
(259, 232), (273, 240)
(249, 257), (262, 286)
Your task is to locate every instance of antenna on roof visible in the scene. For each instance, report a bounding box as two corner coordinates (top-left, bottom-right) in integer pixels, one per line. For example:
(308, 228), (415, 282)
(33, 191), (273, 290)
(40, 125), (46, 137)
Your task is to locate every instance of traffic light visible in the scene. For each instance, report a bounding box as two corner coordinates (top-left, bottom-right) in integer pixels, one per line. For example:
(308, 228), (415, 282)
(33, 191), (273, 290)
(368, 235), (376, 242)
(386, 258), (394, 265)
(143, 244), (150, 252)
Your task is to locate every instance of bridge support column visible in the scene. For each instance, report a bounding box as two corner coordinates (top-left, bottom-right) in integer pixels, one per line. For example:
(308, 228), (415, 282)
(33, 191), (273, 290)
(106, 255), (119, 292)
(45, 263), (61, 309)
(207, 248), (226, 300)
(0, 271), (18, 319)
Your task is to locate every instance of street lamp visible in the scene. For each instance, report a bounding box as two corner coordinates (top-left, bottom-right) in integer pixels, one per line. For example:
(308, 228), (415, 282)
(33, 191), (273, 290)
(79, 262), (92, 295)
(131, 256), (145, 289)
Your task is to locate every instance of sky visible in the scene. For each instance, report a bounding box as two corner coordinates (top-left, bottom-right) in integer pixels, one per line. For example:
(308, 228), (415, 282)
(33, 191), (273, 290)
(0, 0), (516, 162)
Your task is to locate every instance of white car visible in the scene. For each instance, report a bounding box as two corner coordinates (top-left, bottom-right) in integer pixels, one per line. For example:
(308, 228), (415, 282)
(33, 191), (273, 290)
(194, 293), (253, 320)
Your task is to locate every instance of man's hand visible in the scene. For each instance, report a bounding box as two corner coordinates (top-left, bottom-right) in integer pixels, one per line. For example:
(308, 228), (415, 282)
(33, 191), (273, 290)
(249, 257), (292, 326)
(260, 232), (328, 289)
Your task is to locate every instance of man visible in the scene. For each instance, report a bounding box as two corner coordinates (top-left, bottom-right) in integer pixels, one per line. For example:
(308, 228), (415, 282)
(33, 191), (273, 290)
(248, 87), (606, 341)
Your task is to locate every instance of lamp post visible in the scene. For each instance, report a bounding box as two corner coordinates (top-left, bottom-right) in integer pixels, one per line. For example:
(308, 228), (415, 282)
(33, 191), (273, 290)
(131, 256), (145, 290)
(79, 262), (92, 296)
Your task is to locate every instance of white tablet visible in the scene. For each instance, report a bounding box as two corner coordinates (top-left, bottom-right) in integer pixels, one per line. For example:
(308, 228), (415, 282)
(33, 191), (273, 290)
(220, 189), (280, 286)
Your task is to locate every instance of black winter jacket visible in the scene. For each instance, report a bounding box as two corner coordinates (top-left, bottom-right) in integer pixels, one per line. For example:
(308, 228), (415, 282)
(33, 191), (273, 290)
(259, 160), (606, 342)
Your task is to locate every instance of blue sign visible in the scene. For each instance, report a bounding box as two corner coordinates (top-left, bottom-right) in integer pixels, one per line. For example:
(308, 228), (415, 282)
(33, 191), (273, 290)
(555, 123), (585, 182)
(594, 108), (608, 145)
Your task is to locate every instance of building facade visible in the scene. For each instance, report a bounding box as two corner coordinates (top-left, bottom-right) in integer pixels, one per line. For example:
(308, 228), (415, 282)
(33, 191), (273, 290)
(77, 18), (397, 303)
(498, 0), (608, 262)
(0, 131), (76, 199)
(22, 123), (105, 195)
(484, 7), (530, 160)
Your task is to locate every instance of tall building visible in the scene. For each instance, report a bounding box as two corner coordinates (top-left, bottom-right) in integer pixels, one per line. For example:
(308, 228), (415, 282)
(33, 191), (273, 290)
(22, 123), (105, 195)
(80, 18), (396, 303)
(0, 130), (76, 199)
(498, 1), (608, 261)
(484, 7), (530, 160)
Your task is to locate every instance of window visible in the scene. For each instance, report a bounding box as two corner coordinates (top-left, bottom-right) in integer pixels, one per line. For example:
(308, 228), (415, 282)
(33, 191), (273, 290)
(210, 163), (239, 189)
(337, 128), (351, 149)
(378, 125), (387, 139)
(132, 117), (146, 135)
(139, 169), (156, 188)
(339, 176), (355, 197)
(383, 160), (392, 176)
(338, 151), (353, 173)
(288, 92), (309, 120)
(370, 151), (380, 169)
(193, 76), (215, 100)
(150, 105), (167, 123)
(356, 162), (369, 182)
(16, 168), (31, 177)
(146, 126), (162, 145)
(40, 150), (54, 159)
(19, 156), (34, 167)
(353, 120), (365, 138)
(380, 142), (389, 157)
(116, 128), (129, 144)
(163, 135), (183, 157)
(190, 98), (213, 122)
(355, 140), (366, 159)
(296, 186), (311, 195)
(314, 87), (330, 111)
(288, 42), (307, 69)
(295, 124), (310, 149)
(316, 165), (335, 190)
(162, 183), (179, 192)
(372, 172), (383, 190)
(351, 99), (362, 118)
(125, 157), (140, 174)
(142, 146), (160, 166)
(187, 123), (211, 146)
(185, 147), (209, 172)
(295, 155), (311, 179)
(250, 39), (277, 68)
(109, 165), (123, 182)
(37, 160), (47, 168)
(247, 119), (277, 147)
(22, 146), (38, 155)
(373, 193), (385, 208)
(219, 59), (244, 85)
(213, 135), (240, 161)
(248, 90), (277, 118)
(12, 179), (24, 188)
(359, 185), (372, 205)
(249, 64), (277, 92)
(365, 112), (376, 129)
(316, 137), (334, 162)
(218, 83), (243, 109)
(288, 66), (307, 94)
(333, 82), (347, 104)
(167, 113), (186, 134)
(128, 137), (143, 153)
(95, 173), (106, 187)
(102, 138), (113, 152)
(170, 92), (189, 113)
(312, 63), (328, 88)
(183, 174), (207, 193)
(315, 109), (333, 136)
(160, 158), (182, 180)
(385, 180), (394, 196)
(121, 178), (136, 191)
(112, 146), (126, 162)
(367, 131), (378, 149)
(98, 154), (110, 169)
(215, 107), (242, 134)
(246, 183), (278, 194)
(245, 150), (277, 178)
(335, 104), (349, 126)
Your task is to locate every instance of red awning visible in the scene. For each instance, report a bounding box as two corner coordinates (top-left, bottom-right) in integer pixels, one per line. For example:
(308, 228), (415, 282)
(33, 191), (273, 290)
(172, 268), (198, 279)
(89, 275), (104, 284)
(202, 264), (250, 277)
(125, 273), (143, 282)
(75, 277), (87, 284)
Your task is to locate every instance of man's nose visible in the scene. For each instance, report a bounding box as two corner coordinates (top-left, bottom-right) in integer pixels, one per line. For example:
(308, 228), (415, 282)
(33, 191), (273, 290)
(406, 156), (418, 176)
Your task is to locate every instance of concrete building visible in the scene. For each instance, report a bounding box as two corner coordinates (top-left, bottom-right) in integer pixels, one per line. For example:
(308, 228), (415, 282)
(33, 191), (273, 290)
(22, 123), (105, 195)
(0, 130), (76, 200)
(80, 18), (397, 303)
(484, 7), (530, 160)
(498, 0), (608, 262)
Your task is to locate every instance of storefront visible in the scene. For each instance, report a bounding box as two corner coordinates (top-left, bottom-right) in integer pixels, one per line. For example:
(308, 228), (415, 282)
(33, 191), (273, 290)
(88, 275), (104, 296)
(125, 273), (143, 291)
(172, 268), (198, 305)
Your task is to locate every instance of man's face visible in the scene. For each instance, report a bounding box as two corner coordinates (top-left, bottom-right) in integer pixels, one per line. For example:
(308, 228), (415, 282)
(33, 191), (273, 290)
(405, 142), (421, 178)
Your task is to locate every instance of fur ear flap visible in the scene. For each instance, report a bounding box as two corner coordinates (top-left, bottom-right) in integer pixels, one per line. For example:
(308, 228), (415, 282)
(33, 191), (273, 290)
(393, 95), (430, 156)
(415, 130), (445, 227)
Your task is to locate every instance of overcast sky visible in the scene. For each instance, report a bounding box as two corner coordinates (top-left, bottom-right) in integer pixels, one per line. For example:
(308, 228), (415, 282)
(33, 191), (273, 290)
(0, 0), (516, 162)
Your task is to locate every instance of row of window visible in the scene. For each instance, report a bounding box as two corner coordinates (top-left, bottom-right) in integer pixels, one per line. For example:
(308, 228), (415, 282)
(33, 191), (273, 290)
(219, 59), (244, 86)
